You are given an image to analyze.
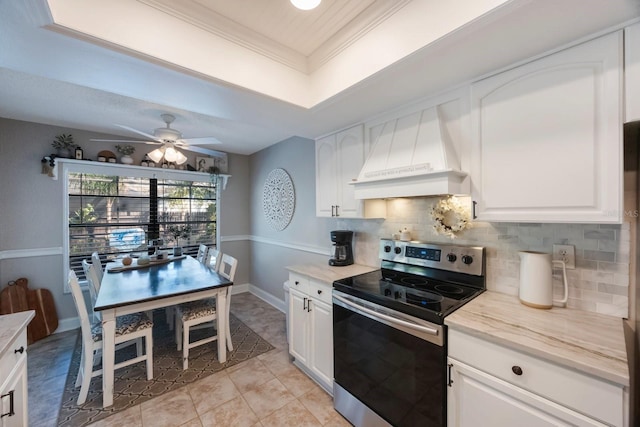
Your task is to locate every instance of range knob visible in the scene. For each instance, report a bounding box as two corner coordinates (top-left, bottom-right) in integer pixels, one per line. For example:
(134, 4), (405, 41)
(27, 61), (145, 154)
(384, 245), (392, 253)
(384, 288), (392, 297)
(447, 253), (457, 262)
(462, 255), (473, 265)
(394, 247), (402, 254)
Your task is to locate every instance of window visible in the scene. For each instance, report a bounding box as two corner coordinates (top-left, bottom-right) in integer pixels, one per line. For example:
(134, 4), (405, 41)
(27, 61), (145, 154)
(67, 172), (217, 280)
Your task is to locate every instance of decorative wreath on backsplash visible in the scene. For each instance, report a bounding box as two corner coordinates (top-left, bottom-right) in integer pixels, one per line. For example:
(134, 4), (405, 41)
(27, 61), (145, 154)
(431, 196), (471, 238)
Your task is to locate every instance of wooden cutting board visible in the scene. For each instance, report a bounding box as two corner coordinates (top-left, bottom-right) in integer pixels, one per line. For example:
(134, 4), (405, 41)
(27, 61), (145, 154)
(1, 278), (58, 344)
(0, 281), (29, 315)
(107, 255), (186, 273)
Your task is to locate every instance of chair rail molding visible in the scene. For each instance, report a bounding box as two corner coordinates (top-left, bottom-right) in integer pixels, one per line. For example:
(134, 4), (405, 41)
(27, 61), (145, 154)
(0, 247), (63, 260)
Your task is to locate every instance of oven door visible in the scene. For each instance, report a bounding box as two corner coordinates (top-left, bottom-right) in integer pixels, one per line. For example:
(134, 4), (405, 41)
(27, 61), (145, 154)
(333, 290), (446, 427)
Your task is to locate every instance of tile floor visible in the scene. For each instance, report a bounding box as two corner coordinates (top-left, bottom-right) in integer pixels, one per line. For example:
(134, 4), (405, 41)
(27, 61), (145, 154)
(28, 292), (350, 427)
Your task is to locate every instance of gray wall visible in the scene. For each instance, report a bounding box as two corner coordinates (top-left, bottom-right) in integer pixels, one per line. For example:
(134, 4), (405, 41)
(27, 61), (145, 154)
(219, 152), (251, 286)
(248, 137), (339, 300)
(0, 117), (251, 323)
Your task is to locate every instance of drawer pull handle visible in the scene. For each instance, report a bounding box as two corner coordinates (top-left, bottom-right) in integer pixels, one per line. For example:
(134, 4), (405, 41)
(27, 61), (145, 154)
(512, 365), (523, 376)
(317, 290), (322, 295)
(14, 346), (24, 354)
(295, 281), (299, 285)
(0, 390), (14, 418)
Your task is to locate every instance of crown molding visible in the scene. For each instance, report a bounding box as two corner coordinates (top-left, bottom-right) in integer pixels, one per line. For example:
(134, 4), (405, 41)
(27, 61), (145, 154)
(138, 0), (308, 73)
(137, 0), (409, 75)
(308, 0), (411, 71)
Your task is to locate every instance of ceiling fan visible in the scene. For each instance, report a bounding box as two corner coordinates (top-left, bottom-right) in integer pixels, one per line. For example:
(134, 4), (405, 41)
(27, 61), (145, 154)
(91, 113), (226, 162)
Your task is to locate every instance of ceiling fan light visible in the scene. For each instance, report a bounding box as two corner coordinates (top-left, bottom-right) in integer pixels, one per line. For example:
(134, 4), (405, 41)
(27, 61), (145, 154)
(290, 0), (321, 10)
(148, 148), (164, 163)
(175, 150), (188, 165)
(164, 146), (179, 163)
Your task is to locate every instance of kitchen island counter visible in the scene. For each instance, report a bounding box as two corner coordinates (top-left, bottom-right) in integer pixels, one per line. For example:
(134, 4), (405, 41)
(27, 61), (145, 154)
(445, 291), (629, 386)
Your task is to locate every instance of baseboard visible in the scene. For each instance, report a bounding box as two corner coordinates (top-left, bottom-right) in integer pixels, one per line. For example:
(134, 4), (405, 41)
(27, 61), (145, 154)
(248, 284), (286, 314)
(231, 283), (250, 294)
(56, 316), (80, 333)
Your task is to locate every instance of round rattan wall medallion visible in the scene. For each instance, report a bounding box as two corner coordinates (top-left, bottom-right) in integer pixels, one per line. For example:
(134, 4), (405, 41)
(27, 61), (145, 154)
(263, 168), (295, 231)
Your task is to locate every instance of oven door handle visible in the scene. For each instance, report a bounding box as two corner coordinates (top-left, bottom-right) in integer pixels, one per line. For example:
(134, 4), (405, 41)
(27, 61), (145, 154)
(333, 294), (439, 336)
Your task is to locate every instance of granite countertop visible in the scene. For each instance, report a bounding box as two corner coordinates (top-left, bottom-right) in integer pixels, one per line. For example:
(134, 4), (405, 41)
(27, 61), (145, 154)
(445, 292), (629, 386)
(0, 311), (35, 357)
(286, 263), (377, 284)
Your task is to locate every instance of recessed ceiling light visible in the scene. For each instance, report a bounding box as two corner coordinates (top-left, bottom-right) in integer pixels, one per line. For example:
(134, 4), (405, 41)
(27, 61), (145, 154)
(290, 0), (321, 11)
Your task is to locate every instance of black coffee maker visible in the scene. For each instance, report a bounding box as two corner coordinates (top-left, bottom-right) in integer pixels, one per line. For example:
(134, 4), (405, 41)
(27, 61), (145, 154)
(329, 230), (354, 266)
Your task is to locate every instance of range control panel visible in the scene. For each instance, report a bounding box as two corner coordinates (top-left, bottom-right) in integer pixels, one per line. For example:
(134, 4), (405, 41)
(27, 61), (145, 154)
(380, 239), (484, 276)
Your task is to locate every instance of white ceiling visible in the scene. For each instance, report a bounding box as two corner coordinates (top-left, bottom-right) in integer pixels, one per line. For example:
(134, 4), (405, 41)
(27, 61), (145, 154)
(0, 0), (639, 156)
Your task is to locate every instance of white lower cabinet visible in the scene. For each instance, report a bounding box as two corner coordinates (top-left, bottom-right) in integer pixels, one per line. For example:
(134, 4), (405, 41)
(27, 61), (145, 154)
(287, 273), (334, 392)
(447, 329), (627, 427)
(0, 329), (28, 427)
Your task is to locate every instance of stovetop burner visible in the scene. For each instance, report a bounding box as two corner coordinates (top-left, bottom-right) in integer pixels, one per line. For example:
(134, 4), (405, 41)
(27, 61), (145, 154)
(332, 240), (486, 324)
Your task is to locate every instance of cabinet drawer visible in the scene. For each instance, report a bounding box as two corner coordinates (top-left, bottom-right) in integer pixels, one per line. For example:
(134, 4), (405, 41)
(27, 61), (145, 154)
(289, 273), (309, 294)
(448, 329), (624, 426)
(308, 279), (332, 305)
(0, 329), (27, 389)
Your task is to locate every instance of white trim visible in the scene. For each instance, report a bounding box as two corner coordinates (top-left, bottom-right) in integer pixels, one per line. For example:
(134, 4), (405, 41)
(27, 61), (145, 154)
(220, 234), (330, 256)
(230, 283), (250, 295)
(0, 247), (63, 260)
(56, 317), (80, 333)
(251, 236), (329, 256)
(248, 284), (286, 314)
(220, 235), (252, 242)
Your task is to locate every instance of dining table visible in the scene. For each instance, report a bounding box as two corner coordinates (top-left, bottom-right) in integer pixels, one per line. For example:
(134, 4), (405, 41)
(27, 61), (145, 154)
(94, 254), (232, 408)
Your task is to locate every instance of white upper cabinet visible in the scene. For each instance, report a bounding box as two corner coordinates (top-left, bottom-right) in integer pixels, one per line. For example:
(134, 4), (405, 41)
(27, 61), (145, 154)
(470, 31), (623, 223)
(625, 22), (640, 123)
(315, 124), (386, 218)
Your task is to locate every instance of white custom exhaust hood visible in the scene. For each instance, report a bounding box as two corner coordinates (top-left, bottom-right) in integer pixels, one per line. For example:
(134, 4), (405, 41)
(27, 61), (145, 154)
(351, 100), (469, 200)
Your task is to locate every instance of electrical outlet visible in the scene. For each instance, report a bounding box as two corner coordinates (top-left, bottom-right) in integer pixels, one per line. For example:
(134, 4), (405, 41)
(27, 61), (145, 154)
(552, 244), (575, 269)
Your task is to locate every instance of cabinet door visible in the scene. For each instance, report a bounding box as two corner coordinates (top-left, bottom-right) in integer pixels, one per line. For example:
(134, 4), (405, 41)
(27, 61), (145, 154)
(315, 134), (338, 217)
(0, 359), (27, 427)
(625, 22), (640, 123)
(448, 360), (607, 427)
(471, 31), (622, 223)
(308, 299), (333, 387)
(335, 125), (364, 218)
(288, 288), (309, 364)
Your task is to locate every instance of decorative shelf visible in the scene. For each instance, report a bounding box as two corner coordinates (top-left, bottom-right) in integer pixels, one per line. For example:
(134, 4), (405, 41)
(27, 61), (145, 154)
(42, 157), (230, 189)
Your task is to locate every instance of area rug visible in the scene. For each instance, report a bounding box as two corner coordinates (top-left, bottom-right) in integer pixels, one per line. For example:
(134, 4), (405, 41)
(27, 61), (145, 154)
(57, 310), (274, 426)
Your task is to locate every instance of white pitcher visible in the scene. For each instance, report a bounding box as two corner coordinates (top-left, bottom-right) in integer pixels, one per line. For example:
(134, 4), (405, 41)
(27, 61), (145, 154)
(518, 251), (568, 309)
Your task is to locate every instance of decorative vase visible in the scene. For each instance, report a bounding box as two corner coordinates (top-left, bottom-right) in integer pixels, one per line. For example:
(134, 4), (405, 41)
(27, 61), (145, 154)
(120, 155), (133, 164)
(173, 247), (182, 256)
(56, 148), (72, 158)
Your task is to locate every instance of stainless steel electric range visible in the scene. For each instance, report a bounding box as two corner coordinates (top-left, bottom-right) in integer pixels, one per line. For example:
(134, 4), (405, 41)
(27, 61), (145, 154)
(332, 239), (485, 427)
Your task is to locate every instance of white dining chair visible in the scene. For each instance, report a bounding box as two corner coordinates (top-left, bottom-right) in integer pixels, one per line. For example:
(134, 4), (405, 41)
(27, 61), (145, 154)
(175, 253), (237, 370)
(196, 244), (208, 264)
(165, 245), (209, 331)
(204, 248), (221, 271)
(82, 259), (101, 322)
(68, 271), (154, 405)
(91, 251), (104, 284)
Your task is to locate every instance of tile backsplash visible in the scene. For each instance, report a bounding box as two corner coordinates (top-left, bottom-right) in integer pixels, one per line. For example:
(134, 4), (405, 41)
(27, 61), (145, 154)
(337, 197), (630, 318)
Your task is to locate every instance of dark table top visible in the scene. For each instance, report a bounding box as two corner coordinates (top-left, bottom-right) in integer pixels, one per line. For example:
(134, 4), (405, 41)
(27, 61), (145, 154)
(94, 255), (232, 311)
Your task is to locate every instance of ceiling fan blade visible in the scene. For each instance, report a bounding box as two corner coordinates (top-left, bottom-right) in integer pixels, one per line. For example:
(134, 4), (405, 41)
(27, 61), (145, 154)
(178, 136), (222, 146)
(181, 145), (227, 157)
(114, 124), (161, 142)
(90, 138), (160, 145)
